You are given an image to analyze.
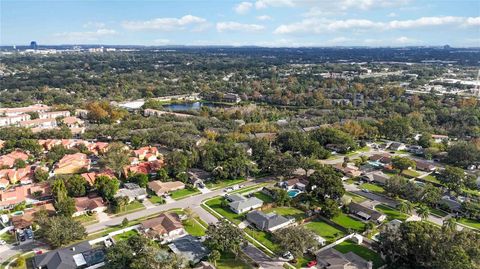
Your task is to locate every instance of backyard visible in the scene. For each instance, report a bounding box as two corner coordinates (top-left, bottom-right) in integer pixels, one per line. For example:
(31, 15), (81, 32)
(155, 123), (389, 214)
(216, 251), (252, 269)
(305, 219), (346, 243)
(359, 183), (385, 194)
(244, 228), (280, 253)
(204, 197), (244, 224)
(457, 218), (480, 230)
(183, 218), (206, 236)
(113, 229), (138, 242)
(375, 204), (409, 222)
(332, 213), (365, 231)
(401, 169), (421, 178)
(263, 207), (305, 220)
(253, 192), (274, 203)
(334, 240), (385, 269)
(206, 178), (246, 190)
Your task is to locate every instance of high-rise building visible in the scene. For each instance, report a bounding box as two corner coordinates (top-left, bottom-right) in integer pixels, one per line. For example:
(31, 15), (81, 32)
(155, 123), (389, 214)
(30, 41), (38, 50)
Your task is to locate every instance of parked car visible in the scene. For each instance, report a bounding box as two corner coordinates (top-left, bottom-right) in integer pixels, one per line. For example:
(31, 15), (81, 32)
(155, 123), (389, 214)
(307, 260), (318, 267)
(282, 251), (294, 261)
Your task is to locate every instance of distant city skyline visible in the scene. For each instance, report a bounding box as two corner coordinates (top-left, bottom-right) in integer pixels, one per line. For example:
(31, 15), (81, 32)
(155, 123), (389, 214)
(1, 0), (479, 47)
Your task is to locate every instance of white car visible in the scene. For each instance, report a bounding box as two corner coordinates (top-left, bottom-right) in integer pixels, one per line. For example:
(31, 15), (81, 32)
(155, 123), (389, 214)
(282, 251), (294, 261)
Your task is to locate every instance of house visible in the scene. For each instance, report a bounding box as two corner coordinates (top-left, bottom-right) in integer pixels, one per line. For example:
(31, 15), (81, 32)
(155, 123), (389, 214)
(168, 235), (210, 264)
(362, 171), (390, 185)
(348, 202), (386, 223)
(75, 109), (89, 119)
(194, 261), (216, 269)
(139, 212), (185, 242)
(115, 183), (147, 202)
(12, 203), (56, 230)
(0, 150), (29, 168)
(54, 153), (90, 175)
(226, 193), (263, 214)
(61, 116), (84, 127)
(334, 163), (362, 178)
(0, 183), (51, 209)
(80, 170), (115, 186)
(123, 160), (164, 177)
(415, 160), (436, 172)
(38, 110), (70, 119)
(369, 153), (392, 165)
(33, 241), (106, 269)
(388, 142), (406, 151)
(148, 180), (185, 196)
(0, 114), (31, 127)
(133, 146), (159, 161)
(246, 210), (294, 232)
(0, 104), (50, 117)
(316, 248), (373, 269)
(19, 118), (57, 129)
(431, 134), (449, 143)
(73, 196), (106, 217)
(279, 177), (308, 191)
(188, 168), (212, 187)
(0, 166), (33, 185)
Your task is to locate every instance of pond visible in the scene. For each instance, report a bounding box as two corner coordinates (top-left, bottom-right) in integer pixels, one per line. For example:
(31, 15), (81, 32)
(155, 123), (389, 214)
(163, 102), (224, 111)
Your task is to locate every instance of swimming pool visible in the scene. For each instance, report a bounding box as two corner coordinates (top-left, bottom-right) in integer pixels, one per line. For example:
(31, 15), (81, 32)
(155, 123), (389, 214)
(287, 189), (302, 198)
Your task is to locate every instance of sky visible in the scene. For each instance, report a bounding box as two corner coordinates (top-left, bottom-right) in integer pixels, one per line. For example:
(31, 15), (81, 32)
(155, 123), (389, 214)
(1, 0), (479, 47)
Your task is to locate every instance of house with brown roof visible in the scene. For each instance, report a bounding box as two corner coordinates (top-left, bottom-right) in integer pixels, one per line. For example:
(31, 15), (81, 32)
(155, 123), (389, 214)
(279, 177), (309, 191)
(81, 170), (115, 186)
(0, 150), (29, 168)
(369, 153), (392, 165)
(73, 196), (106, 217)
(0, 182), (51, 209)
(123, 160), (164, 177)
(12, 203), (56, 229)
(334, 163), (362, 178)
(54, 153), (90, 175)
(349, 202), (386, 223)
(139, 212), (185, 242)
(133, 146), (159, 161)
(148, 181), (185, 196)
(415, 160), (436, 172)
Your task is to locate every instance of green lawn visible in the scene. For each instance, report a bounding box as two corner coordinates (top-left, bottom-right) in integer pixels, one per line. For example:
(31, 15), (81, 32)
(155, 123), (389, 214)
(457, 218), (480, 230)
(429, 207), (448, 217)
(253, 192), (275, 203)
(401, 169), (421, 178)
(205, 197), (244, 224)
(217, 251), (252, 269)
(332, 213), (365, 231)
(359, 183), (385, 194)
(206, 178), (246, 190)
(125, 201), (145, 212)
(183, 218), (206, 236)
(375, 204), (409, 222)
(148, 195), (164, 204)
(422, 174), (441, 184)
(264, 207), (305, 220)
(244, 228), (280, 253)
(345, 192), (367, 203)
(73, 213), (98, 224)
(170, 188), (200, 200)
(334, 240), (385, 269)
(305, 219), (346, 243)
(0, 232), (16, 244)
(113, 229), (138, 242)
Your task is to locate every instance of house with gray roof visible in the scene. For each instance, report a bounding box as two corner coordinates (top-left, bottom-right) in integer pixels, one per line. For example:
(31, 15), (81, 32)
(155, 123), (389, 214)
(114, 183), (147, 202)
(246, 210), (294, 232)
(33, 242), (105, 269)
(226, 194), (263, 214)
(316, 248), (373, 269)
(168, 235), (210, 264)
(348, 202), (386, 223)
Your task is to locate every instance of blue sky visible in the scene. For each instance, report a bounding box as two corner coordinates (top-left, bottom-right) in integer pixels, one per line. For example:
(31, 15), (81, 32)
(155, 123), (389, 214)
(1, 0), (479, 47)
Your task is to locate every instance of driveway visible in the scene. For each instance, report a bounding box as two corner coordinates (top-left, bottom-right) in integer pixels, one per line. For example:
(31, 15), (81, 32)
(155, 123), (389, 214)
(242, 244), (286, 269)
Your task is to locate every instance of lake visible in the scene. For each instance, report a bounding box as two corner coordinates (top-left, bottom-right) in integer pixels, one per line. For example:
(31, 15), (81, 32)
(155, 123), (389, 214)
(163, 102), (223, 111)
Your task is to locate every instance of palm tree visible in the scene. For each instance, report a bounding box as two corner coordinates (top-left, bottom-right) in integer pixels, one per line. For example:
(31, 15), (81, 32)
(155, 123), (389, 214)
(416, 205), (430, 221)
(443, 217), (457, 231)
(399, 201), (414, 215)
(209, 250), (221, 266)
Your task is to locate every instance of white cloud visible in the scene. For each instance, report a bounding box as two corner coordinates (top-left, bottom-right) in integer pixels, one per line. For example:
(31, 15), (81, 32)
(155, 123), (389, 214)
(235, 2), (253, 14)
(274, 16), (479, 34)
(257, 15), (272, 21)
(324, 36), (352, 45)
(122, 15), (207, 31)
(255, 0), (295, 9)
(395, 36), (419, 44)
(83, 22), (106, 28)
(53, 29), (116, 43)
(216, 22), (265, 32)
(388, 12), (397, 17)
(153, 39), (170, 45)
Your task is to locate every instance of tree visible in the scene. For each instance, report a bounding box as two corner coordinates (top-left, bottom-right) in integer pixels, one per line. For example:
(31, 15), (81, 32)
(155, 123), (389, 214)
(105, 234), (186, 269)
(36, 216), (86, 248)
(380, 116), (412, 141)
(272, 188), (290, 207)
(122, 217), (129, 227)
(13, 158), (26, 168)
(421, 183), (442, 207)
(321, 198), (341, 218)
(55, 197), (76, 217)
(418, 133), (432, 148)
(95, 176), (120, 200)
(438, 166), (466, 193)
(127, 173), (149, 188)
(156, 168), (169, 181)
(446, 141), (480, 168)
(416, 205), (430, 221)
(391, 156), (416, 173)
(308, 166), (345, 202)
(15, 256), (26, 267)
(378, 221), (480, 269)
(51, 178), (68, 202)
(273, 226), (319, 258)
(205, 220), (246, 256)
(166, 151), (190, 177)
(34, 169), (49, 182)
(64, 175), (88, 197)
(398, 201), (414, 215)
(112, 196), (129, 214)
(209, 250), (221, 266)
(443, 217), (457, 232)
(100, 142), (130, 178)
